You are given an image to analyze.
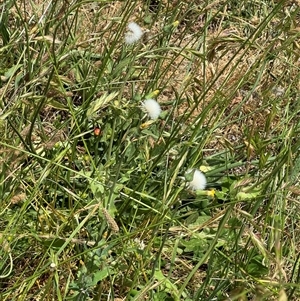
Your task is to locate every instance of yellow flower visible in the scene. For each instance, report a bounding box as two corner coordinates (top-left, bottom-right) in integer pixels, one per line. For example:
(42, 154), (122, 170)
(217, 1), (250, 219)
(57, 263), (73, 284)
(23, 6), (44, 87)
(206, 189), (216, 198)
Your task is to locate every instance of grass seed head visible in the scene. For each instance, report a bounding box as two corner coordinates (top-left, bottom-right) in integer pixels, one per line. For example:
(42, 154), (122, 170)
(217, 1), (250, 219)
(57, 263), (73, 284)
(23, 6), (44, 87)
(102, 208), (119, 233)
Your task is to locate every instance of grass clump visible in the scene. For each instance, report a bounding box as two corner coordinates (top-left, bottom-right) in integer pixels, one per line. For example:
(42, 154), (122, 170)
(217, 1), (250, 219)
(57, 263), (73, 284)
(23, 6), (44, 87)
(0, 0), (300, 300)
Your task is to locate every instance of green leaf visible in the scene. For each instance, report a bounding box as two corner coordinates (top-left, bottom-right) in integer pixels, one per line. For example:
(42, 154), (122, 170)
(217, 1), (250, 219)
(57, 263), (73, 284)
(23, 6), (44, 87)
(180, 233), (211, 257)
(4, 64), (22, 79)
(90, 180), (105, 196)
(40, 238), (66, 249)
(47, 98), (69, 110)
(185, 212), (198, 225)
(144, 15), (152, 24)
(153, 292), (174, 301)
(185, 170), (194, 182)
(154, 270), (180, 301)
(89, 268), (110, 286)
(236, 189), (260, 201)
(195, 215), (211, 225)
(245, 255), (269, 277)
(111, 57), (132, 76)
(0, 22), (10, 45)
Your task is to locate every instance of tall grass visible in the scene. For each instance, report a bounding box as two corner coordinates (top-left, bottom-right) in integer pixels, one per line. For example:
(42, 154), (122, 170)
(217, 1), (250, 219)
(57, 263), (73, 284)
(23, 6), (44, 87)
(0, 0), (300, 300)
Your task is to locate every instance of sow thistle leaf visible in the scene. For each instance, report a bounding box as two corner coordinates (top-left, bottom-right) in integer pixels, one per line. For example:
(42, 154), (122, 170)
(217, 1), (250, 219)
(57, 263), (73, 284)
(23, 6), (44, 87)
(90, 180), (105, 196)
(245, 254), (269, 277)
(41, 237), (66, 249)
(4, 64), (22, 79)
(154, 270), (180, 301)
(180, 232), (211, 257)
(87, 92), (118, 118)
(89, 268), (110, 286)
(236, 188), (261, 201)
(46, 99), (69, 110)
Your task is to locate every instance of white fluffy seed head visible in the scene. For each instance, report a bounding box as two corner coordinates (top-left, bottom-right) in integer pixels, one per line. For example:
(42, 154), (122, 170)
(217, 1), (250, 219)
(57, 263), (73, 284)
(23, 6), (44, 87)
(49, 262), (56, 271)
(187, 169), (207, 190)
(142, 99), (161, 119)
(125, 22), (143, 44)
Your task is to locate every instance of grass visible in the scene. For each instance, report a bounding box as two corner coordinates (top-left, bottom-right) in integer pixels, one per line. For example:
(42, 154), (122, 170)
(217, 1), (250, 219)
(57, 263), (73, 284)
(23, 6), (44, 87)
(0, 0), (300, 300)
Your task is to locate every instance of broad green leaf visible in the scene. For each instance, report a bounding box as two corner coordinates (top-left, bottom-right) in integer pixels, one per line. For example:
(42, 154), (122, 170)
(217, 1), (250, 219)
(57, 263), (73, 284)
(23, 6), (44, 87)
(245, 255), (269, 277)
(236, 189), (260, 201)
(90, 180), (105, 196)
(89, 268), (110, 286)
(154, 270), (180, 301)
(40, 238), (66, 249)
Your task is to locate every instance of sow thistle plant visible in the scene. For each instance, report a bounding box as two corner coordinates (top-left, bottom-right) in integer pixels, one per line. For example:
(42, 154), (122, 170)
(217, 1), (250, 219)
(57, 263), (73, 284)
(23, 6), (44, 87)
(0, 1), (298, 301)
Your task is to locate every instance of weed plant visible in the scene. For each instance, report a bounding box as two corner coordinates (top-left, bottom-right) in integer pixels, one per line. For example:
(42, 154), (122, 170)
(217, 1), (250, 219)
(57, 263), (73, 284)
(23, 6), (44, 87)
(0, 0), (300, 300)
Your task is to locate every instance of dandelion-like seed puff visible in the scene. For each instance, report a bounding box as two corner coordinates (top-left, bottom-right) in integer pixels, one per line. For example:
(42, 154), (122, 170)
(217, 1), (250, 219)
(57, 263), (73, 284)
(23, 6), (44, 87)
(142, 99), (161, 119)
(125, 22), (143, 44)
(187, 169), (207, 190)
